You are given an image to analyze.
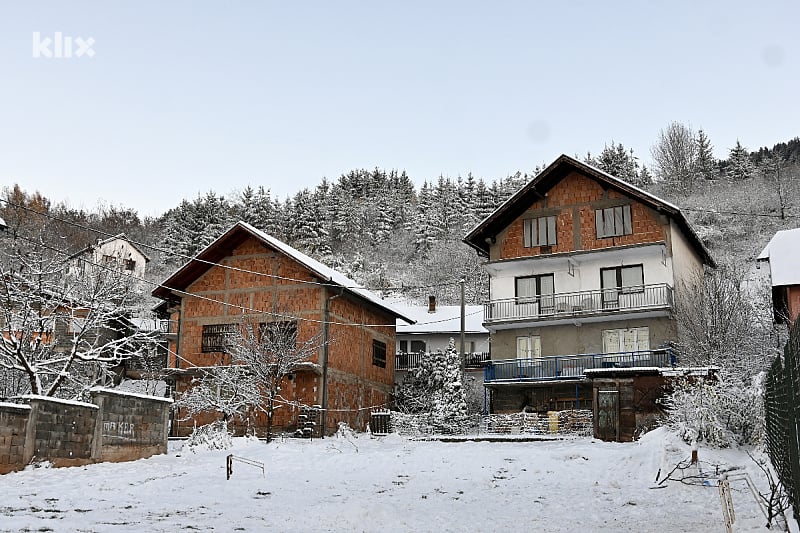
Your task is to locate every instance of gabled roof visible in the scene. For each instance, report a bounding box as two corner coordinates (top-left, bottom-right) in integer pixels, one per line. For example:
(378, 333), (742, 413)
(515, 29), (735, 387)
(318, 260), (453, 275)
(69, 233), (151, 263)
(393, 305), (488, 335)
(463, 154), (715, 267)
(152, 221), (415, 324)
(757, 228), (800, 287)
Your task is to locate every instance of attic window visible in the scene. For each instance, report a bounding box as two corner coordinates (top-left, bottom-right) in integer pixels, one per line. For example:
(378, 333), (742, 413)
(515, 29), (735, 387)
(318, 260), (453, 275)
(523, 216), (557, 247)
(596, 205), (632, 238)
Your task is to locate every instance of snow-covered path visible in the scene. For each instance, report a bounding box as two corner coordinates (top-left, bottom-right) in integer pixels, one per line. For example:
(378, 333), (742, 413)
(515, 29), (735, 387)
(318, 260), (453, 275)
(0, 428), (778, 532)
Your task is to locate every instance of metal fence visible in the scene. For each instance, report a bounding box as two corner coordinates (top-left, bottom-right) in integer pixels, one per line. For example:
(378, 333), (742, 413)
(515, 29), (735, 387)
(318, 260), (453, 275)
(764, 319), (800, 526)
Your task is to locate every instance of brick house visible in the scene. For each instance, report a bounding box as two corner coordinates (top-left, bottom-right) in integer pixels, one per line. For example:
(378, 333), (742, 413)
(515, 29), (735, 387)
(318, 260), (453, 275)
(463, 154), (714, 419)
(757, 227), (800, 324)
(152, 221), (413, 437)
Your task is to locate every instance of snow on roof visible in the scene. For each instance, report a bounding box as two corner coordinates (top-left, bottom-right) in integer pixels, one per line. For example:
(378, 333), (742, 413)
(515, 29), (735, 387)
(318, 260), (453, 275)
(0, 401), (31, 410)
(757, 228), (800, 286)
(90, 386), (173, 403)
(237, 222), (416, 324)
(16, 395), (99, 409)
(394, 305), (488, 334)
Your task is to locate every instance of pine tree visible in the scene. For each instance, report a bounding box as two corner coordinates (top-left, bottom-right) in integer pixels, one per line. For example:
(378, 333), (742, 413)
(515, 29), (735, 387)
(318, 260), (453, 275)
(595, 142), (641, 185)
(726, 140), (755, 181)
(395, 338), (470, 434)
(694, 129), (717, 180)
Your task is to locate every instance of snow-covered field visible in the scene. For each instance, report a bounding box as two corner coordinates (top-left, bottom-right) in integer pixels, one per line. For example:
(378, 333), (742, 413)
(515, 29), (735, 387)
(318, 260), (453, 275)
(0, 428), (787, 532)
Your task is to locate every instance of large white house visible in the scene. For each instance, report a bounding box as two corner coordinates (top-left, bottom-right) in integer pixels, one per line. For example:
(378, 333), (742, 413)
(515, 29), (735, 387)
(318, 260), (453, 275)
(463, 154), (714, 415)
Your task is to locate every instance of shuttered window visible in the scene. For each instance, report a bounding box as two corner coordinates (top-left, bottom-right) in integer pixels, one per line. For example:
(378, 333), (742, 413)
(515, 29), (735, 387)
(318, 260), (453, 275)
(523, 216), (557, 247)
(595, 205), (632, 238)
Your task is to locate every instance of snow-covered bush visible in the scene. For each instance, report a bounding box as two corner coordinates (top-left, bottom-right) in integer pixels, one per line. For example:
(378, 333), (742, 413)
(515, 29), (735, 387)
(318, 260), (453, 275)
(185, 420), (233, 452)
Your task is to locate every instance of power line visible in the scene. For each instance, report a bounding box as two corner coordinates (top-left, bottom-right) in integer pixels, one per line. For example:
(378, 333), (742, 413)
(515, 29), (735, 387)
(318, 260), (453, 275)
(0, 198), (462, 293)
(2, 229), (483, 329)
(681, 207), (800, 220)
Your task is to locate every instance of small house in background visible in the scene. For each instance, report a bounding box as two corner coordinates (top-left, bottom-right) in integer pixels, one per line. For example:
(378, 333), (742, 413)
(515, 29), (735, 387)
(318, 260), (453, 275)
(392, 296), (489, 385)
(152, 221), (414, 437)
(67, 234), (150, 291)
(757, 228), (800, 324)
(464, 154), (715, 440)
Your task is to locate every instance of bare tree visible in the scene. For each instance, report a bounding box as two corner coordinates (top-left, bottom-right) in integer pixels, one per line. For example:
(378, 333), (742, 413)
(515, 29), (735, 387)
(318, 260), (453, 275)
(174, 364), (262, 432)
(664, 267), (781, 446)
(225, 315), (322, 441)
(0, 242), (152, 400)
(650, 121), (697, 191)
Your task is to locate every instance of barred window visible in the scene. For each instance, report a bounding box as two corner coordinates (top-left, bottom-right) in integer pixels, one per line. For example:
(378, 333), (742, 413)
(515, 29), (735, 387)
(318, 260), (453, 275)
(201, 323), (236, 353)
(372, 339), (387, 368)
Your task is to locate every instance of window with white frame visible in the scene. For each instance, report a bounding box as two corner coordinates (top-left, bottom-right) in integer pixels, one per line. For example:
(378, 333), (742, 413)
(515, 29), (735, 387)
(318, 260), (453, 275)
(516, 335), (541, 359)
(523, 216), (557, 247)
(602, 327), (650, 354)
(595, 205), (632, 238)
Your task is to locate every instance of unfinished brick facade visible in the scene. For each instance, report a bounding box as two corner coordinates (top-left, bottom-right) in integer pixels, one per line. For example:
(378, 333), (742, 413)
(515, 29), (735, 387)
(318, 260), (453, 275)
(496, 171), (668, 261)
(155, 223), (406, 437)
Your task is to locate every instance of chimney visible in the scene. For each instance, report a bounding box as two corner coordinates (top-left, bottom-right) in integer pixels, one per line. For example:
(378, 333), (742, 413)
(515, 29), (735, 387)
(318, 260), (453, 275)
(428, 295), (436, 313)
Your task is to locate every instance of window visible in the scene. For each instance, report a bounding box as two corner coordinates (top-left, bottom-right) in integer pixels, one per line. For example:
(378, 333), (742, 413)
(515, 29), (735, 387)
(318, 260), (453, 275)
(523, 216), (557, 247)
(601, 265), (644, 307)
(595, 205), (632, 238)
(201, 323), (236, 353)
(602, 327), (650, 353)
(102, 254), (116, 264)
(516, 274), (555, 310)
(410, 340), (425, 353)
(124, 259), (136, 271)
(516, 335), (541, 359)
(260, 320), (298, 348)
(372, 339), (387, 368)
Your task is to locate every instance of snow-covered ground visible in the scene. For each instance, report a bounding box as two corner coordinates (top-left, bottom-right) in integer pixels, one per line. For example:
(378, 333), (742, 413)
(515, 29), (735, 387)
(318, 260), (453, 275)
(0, 428), (789, 532)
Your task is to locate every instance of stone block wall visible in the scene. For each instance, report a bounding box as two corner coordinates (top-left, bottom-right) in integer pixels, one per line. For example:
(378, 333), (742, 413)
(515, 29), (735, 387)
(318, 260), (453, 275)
(0, 403), (31, 474)
(90, 389), (171, 463)
(27, 397), (98, 468)
(0, 389), (172, 474)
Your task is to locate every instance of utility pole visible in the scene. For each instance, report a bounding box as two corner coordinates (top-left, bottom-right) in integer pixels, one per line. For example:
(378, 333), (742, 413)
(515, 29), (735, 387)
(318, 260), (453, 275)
(460, 277), (466, 376)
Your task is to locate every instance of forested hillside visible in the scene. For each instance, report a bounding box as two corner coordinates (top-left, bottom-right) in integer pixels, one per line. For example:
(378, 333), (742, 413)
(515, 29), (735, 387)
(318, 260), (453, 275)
(2, 128), (799, 313)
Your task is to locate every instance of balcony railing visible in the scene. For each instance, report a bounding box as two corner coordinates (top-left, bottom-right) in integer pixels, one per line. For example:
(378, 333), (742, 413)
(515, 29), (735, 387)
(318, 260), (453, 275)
(396, 352), (491, 371)
(484, 283), (673, 324)
(484, 348), (676, 383)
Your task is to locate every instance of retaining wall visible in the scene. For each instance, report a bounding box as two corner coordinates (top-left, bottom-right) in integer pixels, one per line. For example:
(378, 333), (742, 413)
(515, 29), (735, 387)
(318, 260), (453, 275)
(0, 388), (172, 474)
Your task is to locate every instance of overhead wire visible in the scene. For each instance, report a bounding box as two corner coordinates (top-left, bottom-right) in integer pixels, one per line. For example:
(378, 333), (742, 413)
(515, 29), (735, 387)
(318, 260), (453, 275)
(2, 228), (484, 329)
(0, 197), (463, 292)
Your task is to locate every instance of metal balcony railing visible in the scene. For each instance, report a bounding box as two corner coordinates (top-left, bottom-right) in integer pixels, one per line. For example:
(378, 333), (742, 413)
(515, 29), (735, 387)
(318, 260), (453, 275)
(483, 348), (676, 383)
(484, 283), (673, 324)
(395, 351), (491, 371)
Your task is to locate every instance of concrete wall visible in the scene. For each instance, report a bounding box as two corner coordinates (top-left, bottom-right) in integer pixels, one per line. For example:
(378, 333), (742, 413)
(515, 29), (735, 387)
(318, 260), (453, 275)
(0, 403), (31, 474)
(0, 389), (171, 474)
(90, 389), (171, 463)
(489, 316), (677, 360)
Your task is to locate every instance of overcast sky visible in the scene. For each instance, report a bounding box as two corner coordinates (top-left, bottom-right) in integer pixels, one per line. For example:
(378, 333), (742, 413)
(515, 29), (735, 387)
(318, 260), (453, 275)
(1, 1), (798, 217)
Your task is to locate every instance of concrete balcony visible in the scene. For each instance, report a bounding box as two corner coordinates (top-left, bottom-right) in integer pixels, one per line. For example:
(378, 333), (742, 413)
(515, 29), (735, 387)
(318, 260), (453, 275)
(483, 283), (673, 328)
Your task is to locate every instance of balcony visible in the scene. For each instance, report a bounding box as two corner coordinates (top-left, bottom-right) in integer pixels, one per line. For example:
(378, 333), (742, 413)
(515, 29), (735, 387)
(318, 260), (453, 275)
(396, 352), (491, 371)
(484, 348), (676, 384)
(484, 283), (673, 327)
